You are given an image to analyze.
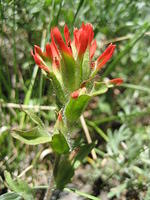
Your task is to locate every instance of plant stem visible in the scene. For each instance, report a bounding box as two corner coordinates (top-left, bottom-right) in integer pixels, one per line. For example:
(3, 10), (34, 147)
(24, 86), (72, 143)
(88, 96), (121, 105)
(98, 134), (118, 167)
(44, 154), (60, 200)
(44, 172), (54, 200)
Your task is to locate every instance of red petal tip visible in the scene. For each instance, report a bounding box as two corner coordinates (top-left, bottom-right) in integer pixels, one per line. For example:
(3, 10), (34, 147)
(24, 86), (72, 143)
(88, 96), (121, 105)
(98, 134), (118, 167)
(110, 78), (123, 85)
(58, 111), (62, 121)
(71, 90), (79, 99)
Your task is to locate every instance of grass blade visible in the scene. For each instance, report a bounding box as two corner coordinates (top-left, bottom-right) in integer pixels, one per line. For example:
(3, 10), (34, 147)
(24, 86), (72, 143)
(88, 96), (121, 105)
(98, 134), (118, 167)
(102, 22), (150, 77)
(65, 188), (101, 200)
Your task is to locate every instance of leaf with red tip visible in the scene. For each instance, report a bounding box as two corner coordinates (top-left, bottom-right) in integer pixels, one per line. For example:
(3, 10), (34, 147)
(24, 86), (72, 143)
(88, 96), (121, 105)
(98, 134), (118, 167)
(34, 45), (43, 56)
(97, 43), (116, 70)
(32, 53), (42, 66)
(109, 78), (123, 85)
(31, 49), (50, 72)
(61, 53), (77, 92)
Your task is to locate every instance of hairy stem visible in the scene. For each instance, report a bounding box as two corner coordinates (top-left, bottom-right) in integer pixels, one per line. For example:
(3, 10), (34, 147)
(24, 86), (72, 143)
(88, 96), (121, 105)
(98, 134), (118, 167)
(44, 154), (60, 200)
(44, 172), (54, 200)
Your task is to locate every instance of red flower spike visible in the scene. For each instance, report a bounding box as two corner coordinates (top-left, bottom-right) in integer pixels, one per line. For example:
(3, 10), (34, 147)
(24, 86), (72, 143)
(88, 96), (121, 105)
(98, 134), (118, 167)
(110, 78), (123, 85)
(71, 90), (80, 99)
(52, 27), (72, 56)
(31, 23), (118, 82)
(97, 43), (116, 70)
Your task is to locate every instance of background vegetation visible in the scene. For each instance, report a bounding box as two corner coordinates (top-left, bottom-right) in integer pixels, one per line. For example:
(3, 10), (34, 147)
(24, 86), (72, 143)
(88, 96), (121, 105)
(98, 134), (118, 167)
(0, 0), (150, 199)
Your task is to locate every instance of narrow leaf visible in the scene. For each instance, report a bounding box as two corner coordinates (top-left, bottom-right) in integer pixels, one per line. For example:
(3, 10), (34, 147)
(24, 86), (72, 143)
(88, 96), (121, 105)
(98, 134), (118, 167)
(65, 188), (101, 200)
(12, 127), (51, 145)
(103, 22), (150, 77)
(61, 53), (77, 92)
(90, 82), (108, 96)
(81, 49), (90, 81)
(54, 159), (74, 189)
(24, 110), (44, 128)
(4, 171), (34, 200)
(0, 193), (22, 200)
(73, 143), (95, 164)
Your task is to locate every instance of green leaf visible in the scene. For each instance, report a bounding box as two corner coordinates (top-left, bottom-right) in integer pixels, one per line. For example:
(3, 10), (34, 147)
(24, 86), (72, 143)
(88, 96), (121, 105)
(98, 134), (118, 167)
(54, 159), (74, 189)
(0, 192), (22, 200)
(65, 188), (101, 200)
(50, 133), (70, 154)
(90, 82), (108, 96)
(12, 126), (51, 145)
(64, 94), (91, 123)
(81, 49), (90, 81)
(24, 110), (44, 128)
(4, 171), (34, 200)
(61, 53), (77, 92)
(73, 143), (95, 165)
(48, 72), (66, 105)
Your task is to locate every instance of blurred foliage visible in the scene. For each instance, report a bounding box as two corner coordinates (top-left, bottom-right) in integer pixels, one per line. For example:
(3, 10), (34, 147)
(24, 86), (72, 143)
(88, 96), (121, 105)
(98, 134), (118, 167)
(0, 0), (150, 199)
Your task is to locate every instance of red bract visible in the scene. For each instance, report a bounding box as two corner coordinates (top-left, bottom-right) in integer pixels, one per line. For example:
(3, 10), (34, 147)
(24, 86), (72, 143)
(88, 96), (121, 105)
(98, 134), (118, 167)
(51, 27), (72, 56)
(31, 48), (50, 73)
(58, 111), (62, 121)
(71, 90), (80, 99)
(64, 25), (72, 49)
(96, 43), (116, 70)
(110, 78), (123, 85)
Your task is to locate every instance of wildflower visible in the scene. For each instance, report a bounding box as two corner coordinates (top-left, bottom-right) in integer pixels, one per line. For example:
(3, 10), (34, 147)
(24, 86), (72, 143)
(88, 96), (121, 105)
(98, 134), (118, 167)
(31, 23), (122, 95)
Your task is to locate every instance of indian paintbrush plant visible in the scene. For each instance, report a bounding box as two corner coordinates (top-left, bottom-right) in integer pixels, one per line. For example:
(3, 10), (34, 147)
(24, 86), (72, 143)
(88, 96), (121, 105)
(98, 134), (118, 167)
(9, 23), (123, 200)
